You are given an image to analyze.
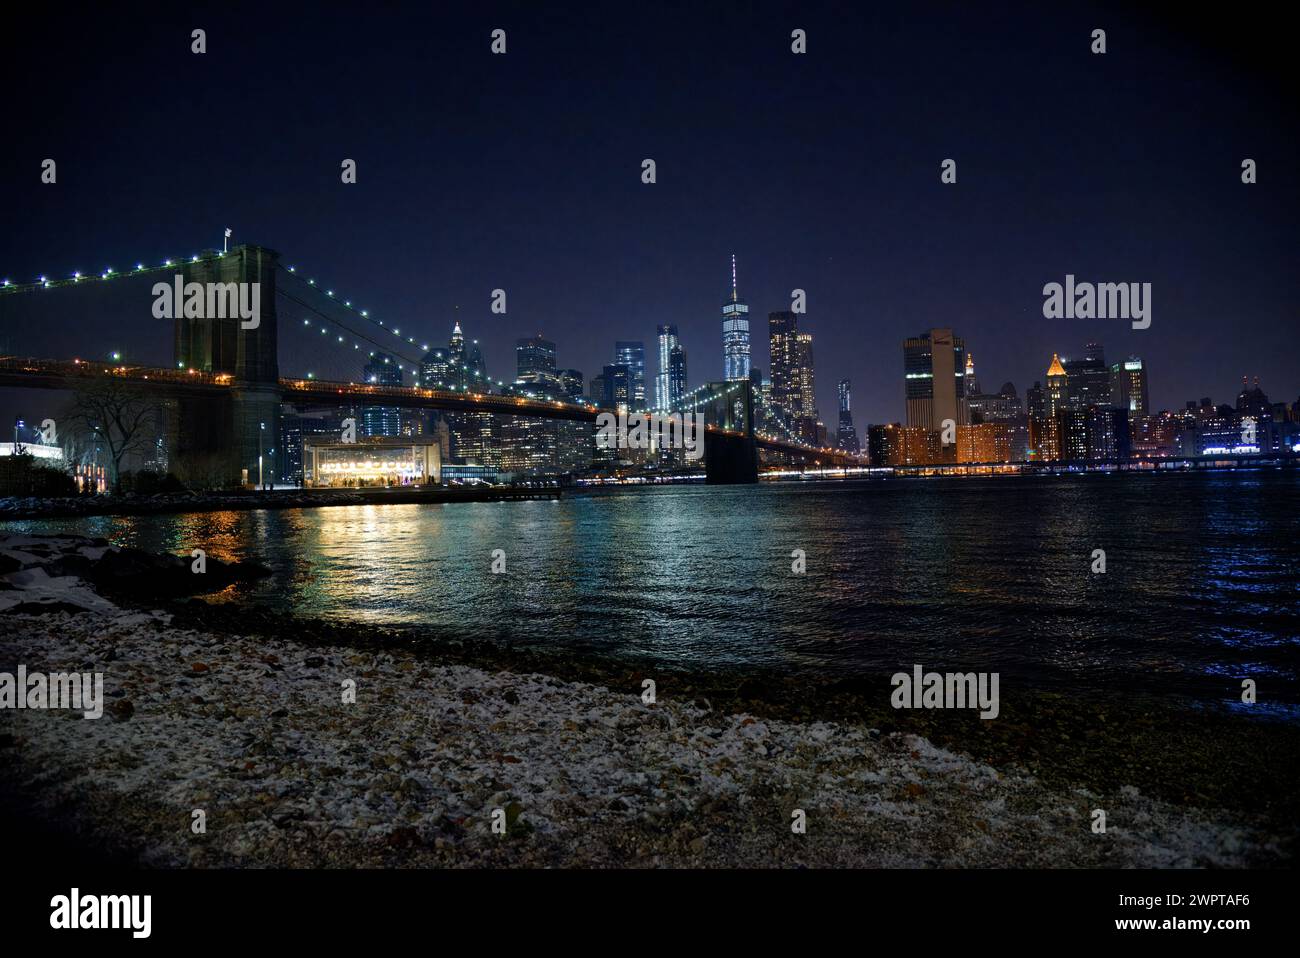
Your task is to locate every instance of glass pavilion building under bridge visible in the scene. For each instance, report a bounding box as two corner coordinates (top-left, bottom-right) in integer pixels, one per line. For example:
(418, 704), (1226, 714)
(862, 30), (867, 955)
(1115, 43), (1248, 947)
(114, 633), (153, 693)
(303, 436), (441, 488)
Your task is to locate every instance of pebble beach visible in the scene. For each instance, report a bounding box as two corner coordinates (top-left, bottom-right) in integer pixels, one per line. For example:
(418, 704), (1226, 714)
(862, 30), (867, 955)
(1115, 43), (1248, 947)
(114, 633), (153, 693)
(1, 533), (1294, 868)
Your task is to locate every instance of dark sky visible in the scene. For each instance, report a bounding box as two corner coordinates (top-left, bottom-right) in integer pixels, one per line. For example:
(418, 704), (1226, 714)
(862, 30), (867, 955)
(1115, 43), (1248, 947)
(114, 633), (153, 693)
(2, 0), (1297, 430)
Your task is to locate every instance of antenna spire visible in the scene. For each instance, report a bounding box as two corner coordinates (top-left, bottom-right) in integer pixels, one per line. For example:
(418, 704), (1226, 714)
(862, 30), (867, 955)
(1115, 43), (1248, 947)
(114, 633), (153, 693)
(731, 254), (737, 303)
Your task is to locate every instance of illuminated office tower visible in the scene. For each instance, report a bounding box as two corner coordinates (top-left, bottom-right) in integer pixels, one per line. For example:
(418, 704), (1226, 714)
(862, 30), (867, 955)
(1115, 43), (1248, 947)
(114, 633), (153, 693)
(361, 352), (403, 437)
(769, 310), (819, 442)
(557, 368), (585, 400)
(722, 254), (750, 382)
(655, 324), (680, 410)
(964, 353), (980, 397)
(463, 337), (488, 387)
(903, 328), (967, 430)
(420, 346), (451, 389)
(615, 341), (646, 409)
(449, 319), (465, 363)
(516, 335), (557, 379)
(1110, 356), (1150, 418)
(1045, 353), (1069, 416)
(601, 363), (631, 414)
(1064, 342), (1110, 410)
(668, 344), (687, 408)
(837, 379), (860, 453)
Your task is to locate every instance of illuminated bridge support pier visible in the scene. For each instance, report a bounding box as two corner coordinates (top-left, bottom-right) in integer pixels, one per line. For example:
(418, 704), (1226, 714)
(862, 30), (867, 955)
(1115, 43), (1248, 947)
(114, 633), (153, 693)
(695, 379), (759, 485)
(173, 245), (283, 487)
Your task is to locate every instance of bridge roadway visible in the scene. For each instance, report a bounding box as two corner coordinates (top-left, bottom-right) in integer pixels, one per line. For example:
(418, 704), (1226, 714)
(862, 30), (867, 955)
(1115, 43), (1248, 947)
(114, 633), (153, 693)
(0, 355), (867, 467)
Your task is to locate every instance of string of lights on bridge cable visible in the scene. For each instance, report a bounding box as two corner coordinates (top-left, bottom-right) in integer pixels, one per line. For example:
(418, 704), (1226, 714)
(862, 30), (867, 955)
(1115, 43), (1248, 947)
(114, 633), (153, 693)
(0, 247), (447, 368)
(0, 253), (234, 295)
(277, 266), (432, 374)
(275, 267), (597, 411)
(0, 245), (598, 414)
(276, 274), (509, 391)
(1, 246), (857, 450)
(0, 247), (507, 391)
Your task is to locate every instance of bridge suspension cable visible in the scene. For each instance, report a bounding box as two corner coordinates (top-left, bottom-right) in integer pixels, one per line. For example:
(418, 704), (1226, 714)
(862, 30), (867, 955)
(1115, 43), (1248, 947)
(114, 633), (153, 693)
(275, 264), (509, 390)
(276, 284), (425, 372)
(0, 252), (232, 297)
(0, 244), (499, 387)
(276, 265), (435, 356)
(0, 245), (444, 365)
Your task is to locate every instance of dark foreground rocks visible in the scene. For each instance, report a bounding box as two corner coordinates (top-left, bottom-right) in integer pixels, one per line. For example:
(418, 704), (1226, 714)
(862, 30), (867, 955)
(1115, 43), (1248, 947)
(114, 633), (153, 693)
(0, 534), (270, 612)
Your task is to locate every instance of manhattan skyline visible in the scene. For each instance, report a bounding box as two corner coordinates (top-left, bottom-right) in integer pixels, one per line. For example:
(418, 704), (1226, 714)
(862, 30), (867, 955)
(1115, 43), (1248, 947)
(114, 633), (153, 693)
(1, 1), (1297, 428)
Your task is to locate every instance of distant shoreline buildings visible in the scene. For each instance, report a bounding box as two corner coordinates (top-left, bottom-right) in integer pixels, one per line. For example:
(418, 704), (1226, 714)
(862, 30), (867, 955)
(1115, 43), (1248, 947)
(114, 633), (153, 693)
(14, 251), (1298, 487)
(869, 333), (1298, 469)
(188, 306), (1300, 485)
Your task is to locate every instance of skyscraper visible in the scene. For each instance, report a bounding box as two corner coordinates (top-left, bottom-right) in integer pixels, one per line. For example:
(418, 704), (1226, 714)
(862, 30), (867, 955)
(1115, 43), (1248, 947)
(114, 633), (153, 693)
(516, 335), (557, 379)
(557, 369), (585, 400)
(1063, 342), (1110, 410)
(964, 354), (980, 397)
(1110, 356), (1149, 418)
(441, 321), (495, 465)
(614, 341), (646, 409)
(1045, 353), (1069, 416)
(601, 363), (631, 413)
(361, 352), (403, 437)
(655, 325), (680, 410)
(1028, 354), (1070, 461)
(463, 338), (487, 387)
(722, 254), (750, 382)
(668, 344), (687, 409)
(1026, 381), (1045, 420)
(420, 346), (451, 389)
(449, 319), (465, 364)
(837, 379), (860, 453)
(904, 328), (967, 430)
(769, 311), (819, 442)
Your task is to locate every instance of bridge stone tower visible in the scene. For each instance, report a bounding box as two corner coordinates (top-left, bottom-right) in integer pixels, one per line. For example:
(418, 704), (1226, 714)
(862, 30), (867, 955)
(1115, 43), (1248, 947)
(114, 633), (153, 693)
(171, 245), (282, 487)
(699, 379), (759, 484)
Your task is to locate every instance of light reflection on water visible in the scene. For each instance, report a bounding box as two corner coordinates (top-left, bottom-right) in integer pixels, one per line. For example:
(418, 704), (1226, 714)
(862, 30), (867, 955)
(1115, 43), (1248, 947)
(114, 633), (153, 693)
(5, 472), (1299, 708)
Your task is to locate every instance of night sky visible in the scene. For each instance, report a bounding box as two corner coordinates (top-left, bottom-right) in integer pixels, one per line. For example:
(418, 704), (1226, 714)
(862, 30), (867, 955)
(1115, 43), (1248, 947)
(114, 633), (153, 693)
(2, 1), (1296, 429)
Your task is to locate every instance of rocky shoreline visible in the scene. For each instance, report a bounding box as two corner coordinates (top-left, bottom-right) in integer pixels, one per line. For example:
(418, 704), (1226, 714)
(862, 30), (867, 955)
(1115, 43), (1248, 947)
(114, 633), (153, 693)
(2, 534), (1296, 868)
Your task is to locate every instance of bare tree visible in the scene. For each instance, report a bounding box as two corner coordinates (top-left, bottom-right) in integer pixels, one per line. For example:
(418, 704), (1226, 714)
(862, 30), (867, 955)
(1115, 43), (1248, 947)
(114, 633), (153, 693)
(62, 379), (161, 494)
(172, 451), (229, 492)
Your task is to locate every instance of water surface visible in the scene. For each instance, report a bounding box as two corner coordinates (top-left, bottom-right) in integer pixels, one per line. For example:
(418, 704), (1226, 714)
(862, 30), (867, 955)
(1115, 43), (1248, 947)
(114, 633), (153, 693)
(6, 472), (1299, 710)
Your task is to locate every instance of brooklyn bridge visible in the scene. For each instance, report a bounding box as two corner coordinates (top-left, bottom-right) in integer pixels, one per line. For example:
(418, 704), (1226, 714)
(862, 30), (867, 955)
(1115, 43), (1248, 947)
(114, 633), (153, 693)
(0, 244), (867, 484)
